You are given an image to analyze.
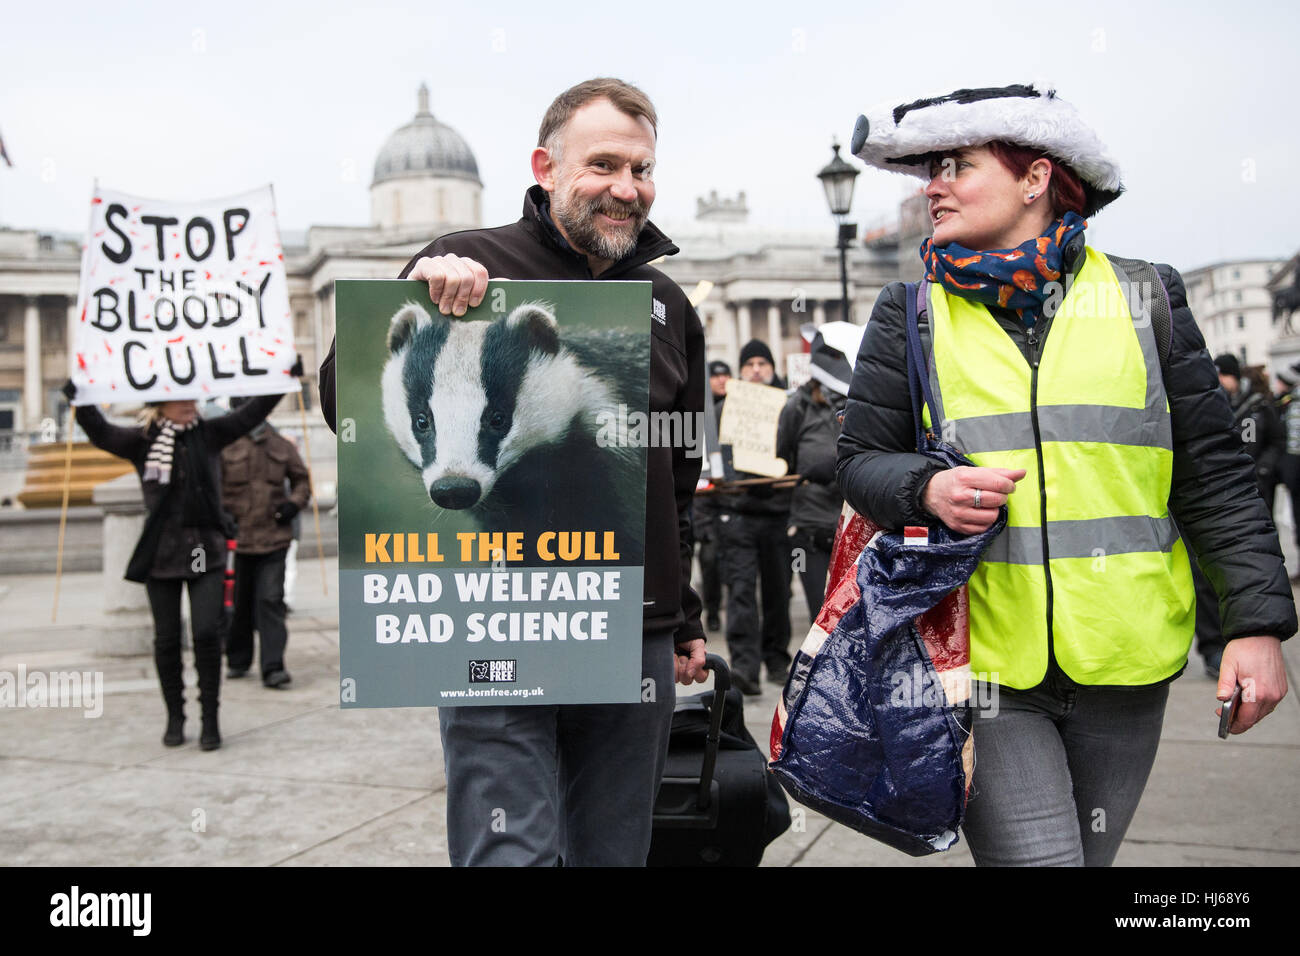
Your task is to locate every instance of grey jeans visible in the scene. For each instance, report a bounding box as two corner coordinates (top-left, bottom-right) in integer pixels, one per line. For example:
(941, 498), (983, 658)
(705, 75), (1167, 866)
(961, 667), (1170, 866)
(437, 629), (676, 866)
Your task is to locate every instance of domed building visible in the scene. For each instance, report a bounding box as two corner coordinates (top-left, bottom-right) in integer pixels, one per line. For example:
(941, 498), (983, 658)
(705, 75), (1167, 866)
(370, 85), (482, 233)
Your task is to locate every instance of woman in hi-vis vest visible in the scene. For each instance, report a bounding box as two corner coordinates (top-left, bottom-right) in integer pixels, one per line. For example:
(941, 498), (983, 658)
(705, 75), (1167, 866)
(837, 84), (1294, 866)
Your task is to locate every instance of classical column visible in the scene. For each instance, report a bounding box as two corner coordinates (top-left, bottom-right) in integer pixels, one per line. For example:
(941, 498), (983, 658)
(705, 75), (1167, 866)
(813, 302), (827, 327)
(736, 302), (751, 350)
(24, 296), (42, 431)
(768, 303), (783, 370)
(314, 287), (327, 378)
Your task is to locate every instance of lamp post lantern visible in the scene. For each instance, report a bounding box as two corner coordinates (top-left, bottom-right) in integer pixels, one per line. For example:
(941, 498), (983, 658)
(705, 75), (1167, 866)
(818, 140), (860, 322)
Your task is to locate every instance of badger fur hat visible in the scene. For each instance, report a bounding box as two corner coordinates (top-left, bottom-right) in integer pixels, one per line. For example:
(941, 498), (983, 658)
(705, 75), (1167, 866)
(850, 83), (1123, 216)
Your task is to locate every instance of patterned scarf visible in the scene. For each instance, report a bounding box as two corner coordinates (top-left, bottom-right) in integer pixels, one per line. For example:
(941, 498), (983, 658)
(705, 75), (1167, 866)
(143, 419), (196, 485)
(920, 211), (1088, 326)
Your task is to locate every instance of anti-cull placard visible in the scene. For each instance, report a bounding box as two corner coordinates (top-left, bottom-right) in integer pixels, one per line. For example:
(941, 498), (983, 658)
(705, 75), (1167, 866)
(335, 279), (653, 707)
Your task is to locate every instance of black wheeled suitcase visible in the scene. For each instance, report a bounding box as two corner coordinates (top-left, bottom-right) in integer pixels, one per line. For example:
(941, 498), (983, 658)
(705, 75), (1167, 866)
(648, 654), (791, 866)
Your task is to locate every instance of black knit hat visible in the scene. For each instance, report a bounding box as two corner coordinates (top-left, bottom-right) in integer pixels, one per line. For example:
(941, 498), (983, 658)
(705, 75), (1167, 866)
(708, 360), (732, 377)
(1214, 354), (1241, 379)
(739, 339), (775, 368)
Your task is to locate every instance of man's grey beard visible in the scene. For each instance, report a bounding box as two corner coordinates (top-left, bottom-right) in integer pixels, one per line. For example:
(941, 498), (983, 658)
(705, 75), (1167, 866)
(550, 188), (647, 262)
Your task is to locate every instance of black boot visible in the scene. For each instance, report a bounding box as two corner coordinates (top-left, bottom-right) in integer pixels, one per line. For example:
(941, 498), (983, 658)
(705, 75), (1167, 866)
(194, 625), (224, 752)
(199, 715), (221, 751)
(155, 638), (186, 747)
(163, 713), (185, 746)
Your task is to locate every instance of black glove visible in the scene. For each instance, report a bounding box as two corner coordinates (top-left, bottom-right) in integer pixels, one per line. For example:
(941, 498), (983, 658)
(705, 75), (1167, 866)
(61, 378), (77, 401)
(289, 355), (304, 378)
(274, 501), (300, 525)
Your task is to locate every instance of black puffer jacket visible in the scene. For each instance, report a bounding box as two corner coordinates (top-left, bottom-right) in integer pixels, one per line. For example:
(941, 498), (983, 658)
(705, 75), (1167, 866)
(76, 393), (283, 578)
(776, 380), (843, 535)
(837, 261), (1296, 644)
(319, 186), (706, 645)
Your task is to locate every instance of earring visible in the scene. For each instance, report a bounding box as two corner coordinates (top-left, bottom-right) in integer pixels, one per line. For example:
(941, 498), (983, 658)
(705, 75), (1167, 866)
(1027, 192), (1038, 201)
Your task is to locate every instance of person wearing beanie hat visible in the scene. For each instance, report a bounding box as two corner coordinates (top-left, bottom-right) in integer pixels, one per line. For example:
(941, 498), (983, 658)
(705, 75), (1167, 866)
(839, 83), (1294, 866)
(1214, 353), (1242, 382)
(708, 359), (732, 379)
(739, 339), (774, 372)
(720, 338), (792, 694)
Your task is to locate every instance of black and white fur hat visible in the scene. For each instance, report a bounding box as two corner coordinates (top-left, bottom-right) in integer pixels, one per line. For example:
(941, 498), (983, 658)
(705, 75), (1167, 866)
(850, 83), (1123, 216)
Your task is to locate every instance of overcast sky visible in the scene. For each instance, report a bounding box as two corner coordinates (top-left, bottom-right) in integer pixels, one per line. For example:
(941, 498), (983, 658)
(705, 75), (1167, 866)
(2, 0), (1296, 272)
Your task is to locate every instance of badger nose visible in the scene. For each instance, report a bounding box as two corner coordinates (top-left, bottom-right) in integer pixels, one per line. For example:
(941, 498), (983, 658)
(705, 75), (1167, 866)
(430, 476), (482, 510)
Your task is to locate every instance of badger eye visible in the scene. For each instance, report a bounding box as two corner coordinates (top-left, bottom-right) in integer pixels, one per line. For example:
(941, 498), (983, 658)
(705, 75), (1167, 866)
(487, 410), (509, 432)
(414, 412), (431, 431)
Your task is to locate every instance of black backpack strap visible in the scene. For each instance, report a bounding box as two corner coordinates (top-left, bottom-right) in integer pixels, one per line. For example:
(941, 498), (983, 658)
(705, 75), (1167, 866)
(1106, 254), (1172, 379)
(904, 279), (941, 450)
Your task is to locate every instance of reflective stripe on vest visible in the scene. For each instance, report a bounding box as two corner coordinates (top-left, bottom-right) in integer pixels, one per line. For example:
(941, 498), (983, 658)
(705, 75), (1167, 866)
(923, 246), (1194, 688)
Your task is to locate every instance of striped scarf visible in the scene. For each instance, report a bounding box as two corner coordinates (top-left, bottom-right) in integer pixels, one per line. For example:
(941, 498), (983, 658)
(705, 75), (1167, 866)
(143, 420), (195, 485)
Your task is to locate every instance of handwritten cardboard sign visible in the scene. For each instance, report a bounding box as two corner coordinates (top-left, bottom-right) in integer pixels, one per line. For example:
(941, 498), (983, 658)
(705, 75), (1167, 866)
(717, 378), (789, 477)
(69, 185), (295, 405)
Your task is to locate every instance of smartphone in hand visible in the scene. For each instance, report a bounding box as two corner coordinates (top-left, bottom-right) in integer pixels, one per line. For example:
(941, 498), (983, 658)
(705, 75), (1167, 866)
(1218, 685), (1241, 739)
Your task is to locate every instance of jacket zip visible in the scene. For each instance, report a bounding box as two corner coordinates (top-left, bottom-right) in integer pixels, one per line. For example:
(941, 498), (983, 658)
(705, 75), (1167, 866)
(1027, 323), (1057, 670)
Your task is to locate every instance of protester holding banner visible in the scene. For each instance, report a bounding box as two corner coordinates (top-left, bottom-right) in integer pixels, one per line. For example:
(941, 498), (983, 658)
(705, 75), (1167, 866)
(65, 383), (290, 750)
(719, 338), (793, 695)
(839, 83), (1293, 865)
(319, 77), (707, 867)
(64, 183), (302, 752)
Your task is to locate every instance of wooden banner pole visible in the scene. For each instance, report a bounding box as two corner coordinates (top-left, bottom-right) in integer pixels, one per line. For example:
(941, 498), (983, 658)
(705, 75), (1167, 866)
(51, 426), (76, 622)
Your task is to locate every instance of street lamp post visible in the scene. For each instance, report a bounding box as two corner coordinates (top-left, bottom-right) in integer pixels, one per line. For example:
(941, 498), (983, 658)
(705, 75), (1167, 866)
(817, 141), (860, 323)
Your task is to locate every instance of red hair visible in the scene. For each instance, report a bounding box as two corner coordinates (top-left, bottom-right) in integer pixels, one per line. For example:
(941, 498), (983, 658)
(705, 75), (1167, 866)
(986, 141), (1087, 219)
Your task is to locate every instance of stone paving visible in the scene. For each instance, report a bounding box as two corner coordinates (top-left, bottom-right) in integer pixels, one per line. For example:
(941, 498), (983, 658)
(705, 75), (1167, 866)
(2, 549), (1297, 867)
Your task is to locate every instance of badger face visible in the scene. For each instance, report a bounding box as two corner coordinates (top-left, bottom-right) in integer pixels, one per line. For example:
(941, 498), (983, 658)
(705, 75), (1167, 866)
(381, 300), (595, 510)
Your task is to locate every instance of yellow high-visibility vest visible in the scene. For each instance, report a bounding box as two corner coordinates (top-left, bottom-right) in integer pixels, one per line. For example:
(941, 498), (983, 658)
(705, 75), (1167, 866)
(923, 246), (1194, 688)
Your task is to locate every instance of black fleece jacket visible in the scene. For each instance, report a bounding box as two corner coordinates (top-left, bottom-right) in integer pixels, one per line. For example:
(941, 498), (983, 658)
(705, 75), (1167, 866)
(318, 186), (706, 645)
(837, 261), (1296, 645)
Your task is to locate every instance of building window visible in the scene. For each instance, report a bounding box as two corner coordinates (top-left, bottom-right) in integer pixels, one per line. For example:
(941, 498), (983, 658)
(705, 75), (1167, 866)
(1240, 347), (1248, 363)
(1234, 290), (1242, 303)
(1237, 314), (1246, 329)
(1232, 268), (1240, 280)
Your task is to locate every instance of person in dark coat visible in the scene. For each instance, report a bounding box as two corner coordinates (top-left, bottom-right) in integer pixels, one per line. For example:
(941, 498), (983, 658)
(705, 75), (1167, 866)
(66, 379), (290, 750)
(1275, 363), (1300, 579)
(776, 320), (864, 623)
(693, 359), (731, 631)
(841, 83), (1294, 866)
(220, 406), (312, 688)
(720, 339), (793, 694)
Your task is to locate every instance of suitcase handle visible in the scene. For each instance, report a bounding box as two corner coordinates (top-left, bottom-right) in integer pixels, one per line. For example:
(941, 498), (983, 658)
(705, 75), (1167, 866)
(697, 654), (730, 811)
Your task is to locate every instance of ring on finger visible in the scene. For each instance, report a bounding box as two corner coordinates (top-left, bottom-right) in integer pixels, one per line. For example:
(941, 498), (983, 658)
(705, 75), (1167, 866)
(973, 489), (983, 509)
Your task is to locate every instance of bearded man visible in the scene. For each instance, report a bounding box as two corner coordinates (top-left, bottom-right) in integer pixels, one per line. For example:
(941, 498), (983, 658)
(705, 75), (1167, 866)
(319, 78), (707, 866)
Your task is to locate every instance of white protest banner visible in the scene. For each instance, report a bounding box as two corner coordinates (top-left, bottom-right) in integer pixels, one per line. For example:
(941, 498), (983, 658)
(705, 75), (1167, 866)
(69, 185), (295, 405)
(717, 378), (789, 477)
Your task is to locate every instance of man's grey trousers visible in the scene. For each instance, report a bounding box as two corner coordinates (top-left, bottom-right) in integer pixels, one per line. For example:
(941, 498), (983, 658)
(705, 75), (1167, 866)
(437, 629), (677, 866)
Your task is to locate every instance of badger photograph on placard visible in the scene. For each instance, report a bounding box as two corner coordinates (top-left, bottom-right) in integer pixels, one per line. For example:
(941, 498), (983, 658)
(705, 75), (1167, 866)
(379, 296), (648, 564)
